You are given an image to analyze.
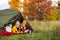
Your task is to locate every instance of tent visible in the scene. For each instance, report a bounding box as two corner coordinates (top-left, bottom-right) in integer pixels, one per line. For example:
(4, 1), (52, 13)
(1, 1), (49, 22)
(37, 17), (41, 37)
(0, 9), (33, 34)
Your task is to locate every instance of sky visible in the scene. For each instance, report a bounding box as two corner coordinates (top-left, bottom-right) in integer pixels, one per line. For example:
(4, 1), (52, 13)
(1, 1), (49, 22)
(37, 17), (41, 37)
(51, 0), (58, 7)
(0, 0), (9, 10)
(0, 0), (59, 10)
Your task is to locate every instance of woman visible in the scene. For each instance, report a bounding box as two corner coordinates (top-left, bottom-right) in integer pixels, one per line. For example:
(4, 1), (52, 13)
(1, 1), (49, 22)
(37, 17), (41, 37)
(0, 24), (12, 36)
(12, 21), (20, 34)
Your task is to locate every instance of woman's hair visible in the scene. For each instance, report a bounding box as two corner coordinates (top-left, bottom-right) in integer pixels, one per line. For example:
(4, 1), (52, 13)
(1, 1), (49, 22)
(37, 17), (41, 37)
(4, 22), (12, 27)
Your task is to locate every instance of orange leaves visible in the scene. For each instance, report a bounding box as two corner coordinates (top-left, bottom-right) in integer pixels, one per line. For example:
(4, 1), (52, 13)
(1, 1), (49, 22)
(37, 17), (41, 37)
(20, 0), (53, 20)
(9, 0), (20, 10)
(23, 0), (29, 7)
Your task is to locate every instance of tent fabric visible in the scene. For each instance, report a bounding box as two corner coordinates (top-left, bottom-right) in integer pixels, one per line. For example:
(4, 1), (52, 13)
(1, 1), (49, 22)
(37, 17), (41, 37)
(0, 9), (18, 28)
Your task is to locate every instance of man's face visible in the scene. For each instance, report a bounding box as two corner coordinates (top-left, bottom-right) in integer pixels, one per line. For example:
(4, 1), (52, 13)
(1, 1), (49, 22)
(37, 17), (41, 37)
(16, 24), (20, 28)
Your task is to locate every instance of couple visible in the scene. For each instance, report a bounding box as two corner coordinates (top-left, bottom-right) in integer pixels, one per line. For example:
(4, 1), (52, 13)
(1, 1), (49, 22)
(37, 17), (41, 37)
(12, 20), (30, 34)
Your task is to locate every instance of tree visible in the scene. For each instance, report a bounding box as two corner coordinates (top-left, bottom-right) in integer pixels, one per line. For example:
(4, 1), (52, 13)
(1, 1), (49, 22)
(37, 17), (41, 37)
(47, 7), (57, 20)
(9, 0), (20, 10)
(23, 0), (53, 20)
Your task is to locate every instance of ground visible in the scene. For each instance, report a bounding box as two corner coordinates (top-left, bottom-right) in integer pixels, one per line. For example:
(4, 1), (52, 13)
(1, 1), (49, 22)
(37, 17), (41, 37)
(0, 20), (60, 40)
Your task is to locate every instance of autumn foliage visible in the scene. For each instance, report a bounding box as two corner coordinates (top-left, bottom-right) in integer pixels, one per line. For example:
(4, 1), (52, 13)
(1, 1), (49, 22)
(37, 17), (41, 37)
(23, 0), (53, 20)
(9, 0), (57, 20)
(9, 0), (20, 10)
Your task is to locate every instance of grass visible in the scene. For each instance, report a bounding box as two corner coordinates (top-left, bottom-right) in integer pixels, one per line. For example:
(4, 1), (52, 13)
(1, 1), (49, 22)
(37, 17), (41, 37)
(0, 20), (60, 40)
(0, 31), (53, 40)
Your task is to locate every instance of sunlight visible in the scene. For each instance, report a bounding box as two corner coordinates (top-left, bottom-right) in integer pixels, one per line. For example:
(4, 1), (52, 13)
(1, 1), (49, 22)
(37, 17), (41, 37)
(20, 0), (24, 12)
(20, 7), (24, 12)
(20, 0), (24, 3)
(9, 0), (11, 1)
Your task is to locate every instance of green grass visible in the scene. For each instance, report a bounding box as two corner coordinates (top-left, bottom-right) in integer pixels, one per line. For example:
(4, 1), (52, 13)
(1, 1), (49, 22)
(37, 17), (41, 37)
(0, 20), (60, 40)
(0, 31), (53, 40)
